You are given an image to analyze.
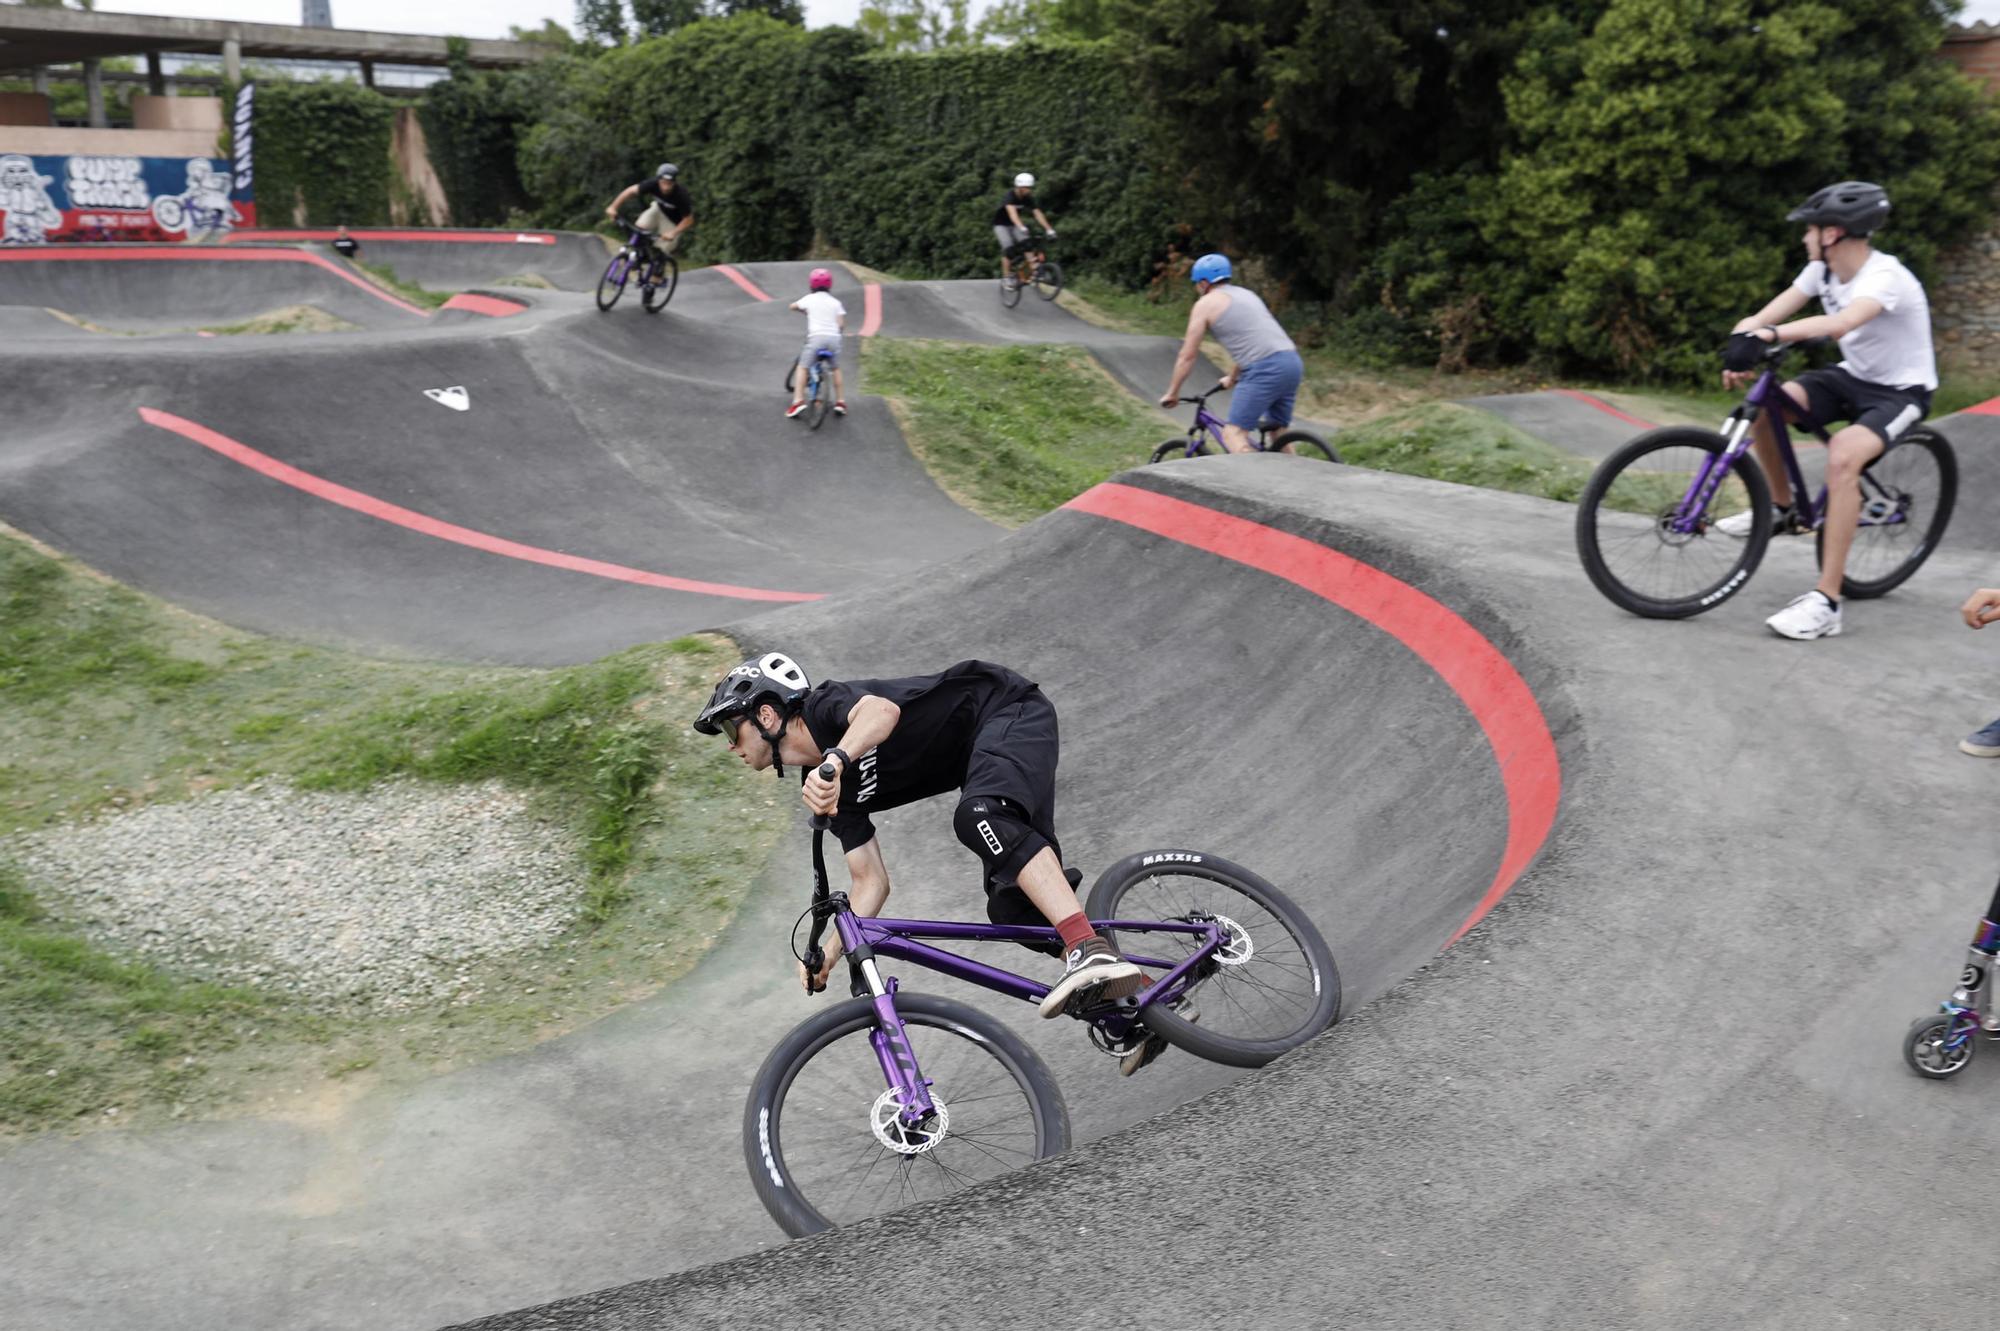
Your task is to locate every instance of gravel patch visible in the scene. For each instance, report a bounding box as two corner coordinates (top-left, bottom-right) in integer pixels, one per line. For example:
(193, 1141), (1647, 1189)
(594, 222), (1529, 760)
(11, 779), (586, 1009)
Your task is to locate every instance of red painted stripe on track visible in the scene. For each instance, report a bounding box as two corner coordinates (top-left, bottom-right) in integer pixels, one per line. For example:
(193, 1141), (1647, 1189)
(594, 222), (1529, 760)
(136, 408), (824, 604)
(221, 229), (558, 245)
(1064, 481), (1561, 947)
(1552, 388), (1655, 430)
(0, 245), (427, 317)
(860, 283), (883, 337)
(710, 264), (772, 302)
(1964, 397), (2000, 417)
(441, 292), (527, 317)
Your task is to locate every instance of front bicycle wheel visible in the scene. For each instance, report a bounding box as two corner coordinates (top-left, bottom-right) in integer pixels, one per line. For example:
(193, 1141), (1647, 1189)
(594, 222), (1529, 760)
(1000, 274), (1023, 309)
(595, 252), (631, 311)
(641, 255), (679, 313)
(1033, 260), (1063, 300)
(1819, 426), (1956, 600)
(1268, 428), (1340, 463)
(806, 373), (829, 431)
(1087, 850), (1340, 1068)
(1149, 436), (1213, 464)
(743, 991), (1070, 1238)
(1575, 426), (1772, 619)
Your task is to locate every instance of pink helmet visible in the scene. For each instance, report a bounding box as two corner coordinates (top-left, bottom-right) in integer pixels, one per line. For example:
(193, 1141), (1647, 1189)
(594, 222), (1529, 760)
(809, 267), (833, 291)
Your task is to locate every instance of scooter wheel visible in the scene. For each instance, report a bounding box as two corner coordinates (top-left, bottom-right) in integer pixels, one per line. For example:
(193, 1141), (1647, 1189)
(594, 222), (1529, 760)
(1904, 1012), (1977, 1079)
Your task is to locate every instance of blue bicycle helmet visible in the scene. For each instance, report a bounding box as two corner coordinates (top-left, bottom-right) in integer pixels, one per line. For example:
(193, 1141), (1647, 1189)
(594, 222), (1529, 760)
(1190, 253), (1232, 285)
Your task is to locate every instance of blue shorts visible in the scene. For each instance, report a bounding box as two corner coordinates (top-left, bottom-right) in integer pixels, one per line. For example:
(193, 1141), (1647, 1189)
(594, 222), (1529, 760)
(1226, 350), (1303, 432)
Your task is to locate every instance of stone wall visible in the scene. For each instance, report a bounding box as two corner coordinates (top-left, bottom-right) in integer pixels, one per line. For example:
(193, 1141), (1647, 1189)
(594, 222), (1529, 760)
(1936, 25), (2000, 374)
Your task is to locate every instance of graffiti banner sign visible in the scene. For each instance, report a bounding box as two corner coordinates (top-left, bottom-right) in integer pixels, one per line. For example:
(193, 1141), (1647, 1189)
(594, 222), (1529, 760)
(0, 153), (259, 245)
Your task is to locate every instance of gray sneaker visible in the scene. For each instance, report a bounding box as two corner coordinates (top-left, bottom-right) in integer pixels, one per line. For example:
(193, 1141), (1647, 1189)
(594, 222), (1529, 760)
(1038, 935), (1141, 1018)
(1962, 717), (2000, 757)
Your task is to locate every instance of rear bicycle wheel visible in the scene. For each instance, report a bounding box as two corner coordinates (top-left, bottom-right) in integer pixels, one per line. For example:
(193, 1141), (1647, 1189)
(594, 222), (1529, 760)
(1268, 428), (1339, 463)
(1149, 436), (1213, 464)
(807, 372), (829, 431)
(1575, 426), (1772, 618)
(595, 251), (631, 311)
(743, 992), (1070, 1238)
(640, 255), (679, 313)
(1033, 259), (1063, 300)
(1087, 850), (1340, 1068)
(1820, 425), (1956, 599)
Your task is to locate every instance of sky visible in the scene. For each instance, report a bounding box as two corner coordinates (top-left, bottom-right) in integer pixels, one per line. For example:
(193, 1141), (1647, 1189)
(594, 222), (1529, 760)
(78, 0), (2000, 40)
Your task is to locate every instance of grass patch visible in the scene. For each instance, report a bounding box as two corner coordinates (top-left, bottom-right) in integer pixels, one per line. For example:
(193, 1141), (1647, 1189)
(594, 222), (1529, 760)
(0, 531), (785, 1137)
(199, 305), (359, 336)
(355, 261), (451, 310)
(861, 338), (1169, 525)
(1329, 402), (1595, 504)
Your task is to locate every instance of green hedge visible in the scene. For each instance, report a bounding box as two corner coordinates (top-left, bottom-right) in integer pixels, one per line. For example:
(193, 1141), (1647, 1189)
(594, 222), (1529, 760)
(252, 81), (397, 226)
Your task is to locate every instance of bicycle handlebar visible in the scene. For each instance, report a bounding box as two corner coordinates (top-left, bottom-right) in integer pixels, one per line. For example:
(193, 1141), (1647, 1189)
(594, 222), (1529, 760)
(800, 757), (842, 994)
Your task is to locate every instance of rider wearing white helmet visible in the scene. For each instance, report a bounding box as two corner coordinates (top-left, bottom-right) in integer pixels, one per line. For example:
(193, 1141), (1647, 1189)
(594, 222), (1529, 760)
(991, 171), (1055, 289)
(604, 162), (695, 257)
(694, 653), (1145, 1026)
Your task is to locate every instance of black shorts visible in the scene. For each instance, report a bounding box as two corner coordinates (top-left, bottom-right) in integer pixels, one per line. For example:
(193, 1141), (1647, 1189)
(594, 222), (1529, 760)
(1790, 366), (1932, 451)
(965, 691), (1065, 933)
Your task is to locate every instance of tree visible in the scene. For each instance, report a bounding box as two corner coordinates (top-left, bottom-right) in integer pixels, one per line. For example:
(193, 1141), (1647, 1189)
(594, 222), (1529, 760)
(857, 0), (974, 51)
(719, 0), (805, 23)
(575, 0), (627, 46)
(509, 19), (578, 49)
(1481, 0), (2000, 378)
(975, 0), (1119, 43)
(632, 0), (709, 37)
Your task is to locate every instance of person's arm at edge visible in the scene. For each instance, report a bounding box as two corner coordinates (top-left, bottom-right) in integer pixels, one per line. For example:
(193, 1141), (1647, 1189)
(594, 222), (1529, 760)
(801, 695), (901, 815)
(1161, 295), (1215, 405)
(604, 183), (637, 218)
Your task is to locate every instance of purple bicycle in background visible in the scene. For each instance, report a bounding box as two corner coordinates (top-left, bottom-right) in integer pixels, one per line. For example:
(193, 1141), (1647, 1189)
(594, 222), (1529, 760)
(744, 762), (1340, 1237)
(1149, 383), (1339, 464)
(595, 219), (677, 315)
(1575, 339), (1956, 618)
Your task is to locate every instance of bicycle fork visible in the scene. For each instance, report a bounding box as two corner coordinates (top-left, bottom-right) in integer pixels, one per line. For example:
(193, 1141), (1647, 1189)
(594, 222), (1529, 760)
(1673, 414), (1758, 533)
(840, 915), (940, 1124)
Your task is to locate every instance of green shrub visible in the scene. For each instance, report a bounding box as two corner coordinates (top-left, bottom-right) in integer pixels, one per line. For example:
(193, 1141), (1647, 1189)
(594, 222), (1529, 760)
(253, 80), (397, 225)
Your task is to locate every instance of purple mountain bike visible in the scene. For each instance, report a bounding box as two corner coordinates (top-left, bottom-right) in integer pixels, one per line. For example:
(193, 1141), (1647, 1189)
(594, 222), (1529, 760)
(595, 220), (677, 315)
(1149, 384), (1338, 463)
(1575, 340), (1956, 618)
(744, 762), (1341, 1237)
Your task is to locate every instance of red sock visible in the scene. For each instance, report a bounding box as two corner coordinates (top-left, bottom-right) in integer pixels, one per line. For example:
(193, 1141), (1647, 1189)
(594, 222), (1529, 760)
(1054, 911), (1096, 953)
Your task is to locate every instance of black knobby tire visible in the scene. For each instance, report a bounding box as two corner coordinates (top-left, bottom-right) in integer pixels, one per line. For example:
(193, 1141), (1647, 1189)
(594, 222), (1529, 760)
(743, 992), (1070, 1238)
(783, 363), (796, 392)
(1087, 850), (1340, 1068)
(1149, 437), (1211, 464)
(1576, 426), (1773, 619)
(1033, 259), (1063, 300)
(1000, 274), (1023, 308)
(1817, 425), (1956, 600)
(1904, 1012), (1976, 1079)
(1268, 428), (1339, 463)
(806, 371), (830, 431)
(595, 251), (632, 311)
(640, 255), (679, 313)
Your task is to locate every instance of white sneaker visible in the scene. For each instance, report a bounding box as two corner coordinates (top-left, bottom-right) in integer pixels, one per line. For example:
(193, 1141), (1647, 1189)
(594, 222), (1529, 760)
(1766, 591), (1841, 640)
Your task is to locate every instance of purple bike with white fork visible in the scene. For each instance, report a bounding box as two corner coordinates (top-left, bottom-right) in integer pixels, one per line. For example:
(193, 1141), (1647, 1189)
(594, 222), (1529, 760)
(743, 762), (1340, 1238)
(1575, 339), (1955, 619)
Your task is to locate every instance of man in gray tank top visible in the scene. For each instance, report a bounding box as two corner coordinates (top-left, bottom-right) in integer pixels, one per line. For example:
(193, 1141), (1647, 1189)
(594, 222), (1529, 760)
(1159, 252), (1305, 453)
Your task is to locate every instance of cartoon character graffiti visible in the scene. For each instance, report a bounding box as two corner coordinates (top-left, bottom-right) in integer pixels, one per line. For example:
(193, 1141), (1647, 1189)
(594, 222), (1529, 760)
(0, 154), (64, 246)
(151, 159), (242, 238)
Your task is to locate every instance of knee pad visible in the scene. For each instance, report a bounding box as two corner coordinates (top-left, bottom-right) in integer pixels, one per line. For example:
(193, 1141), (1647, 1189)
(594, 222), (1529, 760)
(953, 795), (1048, 886)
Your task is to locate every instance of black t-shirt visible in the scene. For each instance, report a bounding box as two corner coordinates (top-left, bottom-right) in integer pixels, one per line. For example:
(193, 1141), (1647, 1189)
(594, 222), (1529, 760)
(637, 178), (693, 223)
(990, 190), (1037, 227)
(332, 236), (359, 258)
(801, 660), (1037, 851)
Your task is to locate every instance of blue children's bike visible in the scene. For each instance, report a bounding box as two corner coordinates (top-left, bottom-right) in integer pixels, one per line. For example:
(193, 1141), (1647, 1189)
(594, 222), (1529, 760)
(783, 348), (839, 431)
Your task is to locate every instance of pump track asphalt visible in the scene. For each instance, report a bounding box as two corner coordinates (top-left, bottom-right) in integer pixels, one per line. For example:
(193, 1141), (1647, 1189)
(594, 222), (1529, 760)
(5, 232), (2000, 1331)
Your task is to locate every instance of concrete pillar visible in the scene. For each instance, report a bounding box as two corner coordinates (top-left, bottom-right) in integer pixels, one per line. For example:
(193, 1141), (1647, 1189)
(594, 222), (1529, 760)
(223, 36), (242, 83)
(147, 52), (166, 96)
(360, 58), (375, 88)
(31, 67), (49, 96)
(83, 58), (107, 128)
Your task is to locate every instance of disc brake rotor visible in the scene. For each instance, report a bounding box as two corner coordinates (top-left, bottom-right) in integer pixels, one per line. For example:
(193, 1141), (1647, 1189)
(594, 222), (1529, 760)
(870, 1088), (948, 1155)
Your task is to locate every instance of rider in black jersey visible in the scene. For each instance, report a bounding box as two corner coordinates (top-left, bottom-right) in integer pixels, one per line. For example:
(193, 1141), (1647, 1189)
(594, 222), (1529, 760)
(694, 652), (1139, 1016)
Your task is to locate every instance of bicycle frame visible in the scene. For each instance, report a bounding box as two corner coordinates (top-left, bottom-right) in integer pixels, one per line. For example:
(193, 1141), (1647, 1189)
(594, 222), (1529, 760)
(805, 828), (1222, 1125)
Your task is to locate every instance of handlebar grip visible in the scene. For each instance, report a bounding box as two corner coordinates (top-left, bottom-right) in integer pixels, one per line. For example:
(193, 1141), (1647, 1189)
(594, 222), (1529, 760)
(809, 759), (838, 829)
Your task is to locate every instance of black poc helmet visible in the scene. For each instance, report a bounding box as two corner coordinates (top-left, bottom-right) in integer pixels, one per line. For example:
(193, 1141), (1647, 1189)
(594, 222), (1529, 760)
(656, 162), (680, 180)
(1787, 181), (1890, 236)
(694, 652), (812, 774)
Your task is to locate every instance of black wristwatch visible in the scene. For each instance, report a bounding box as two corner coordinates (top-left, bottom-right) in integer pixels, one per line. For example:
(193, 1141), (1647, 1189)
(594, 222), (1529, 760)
(824, 747), (853, 776)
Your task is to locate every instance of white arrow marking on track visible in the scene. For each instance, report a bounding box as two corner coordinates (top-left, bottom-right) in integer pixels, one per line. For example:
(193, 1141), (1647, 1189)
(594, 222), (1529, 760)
(424, 386), (470, 412)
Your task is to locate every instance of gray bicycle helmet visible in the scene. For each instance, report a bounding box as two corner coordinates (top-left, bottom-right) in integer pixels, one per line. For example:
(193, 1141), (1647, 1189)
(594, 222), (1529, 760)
(656, 162), (680, 180)
(694, 652), (812, 774)
(1787, 181), (1889, 236)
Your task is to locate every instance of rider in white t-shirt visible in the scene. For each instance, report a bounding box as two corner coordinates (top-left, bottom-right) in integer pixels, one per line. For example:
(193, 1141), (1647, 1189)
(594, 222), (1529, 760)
(787, 267), (848, 419)
(1719, 181), (1936, 641)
